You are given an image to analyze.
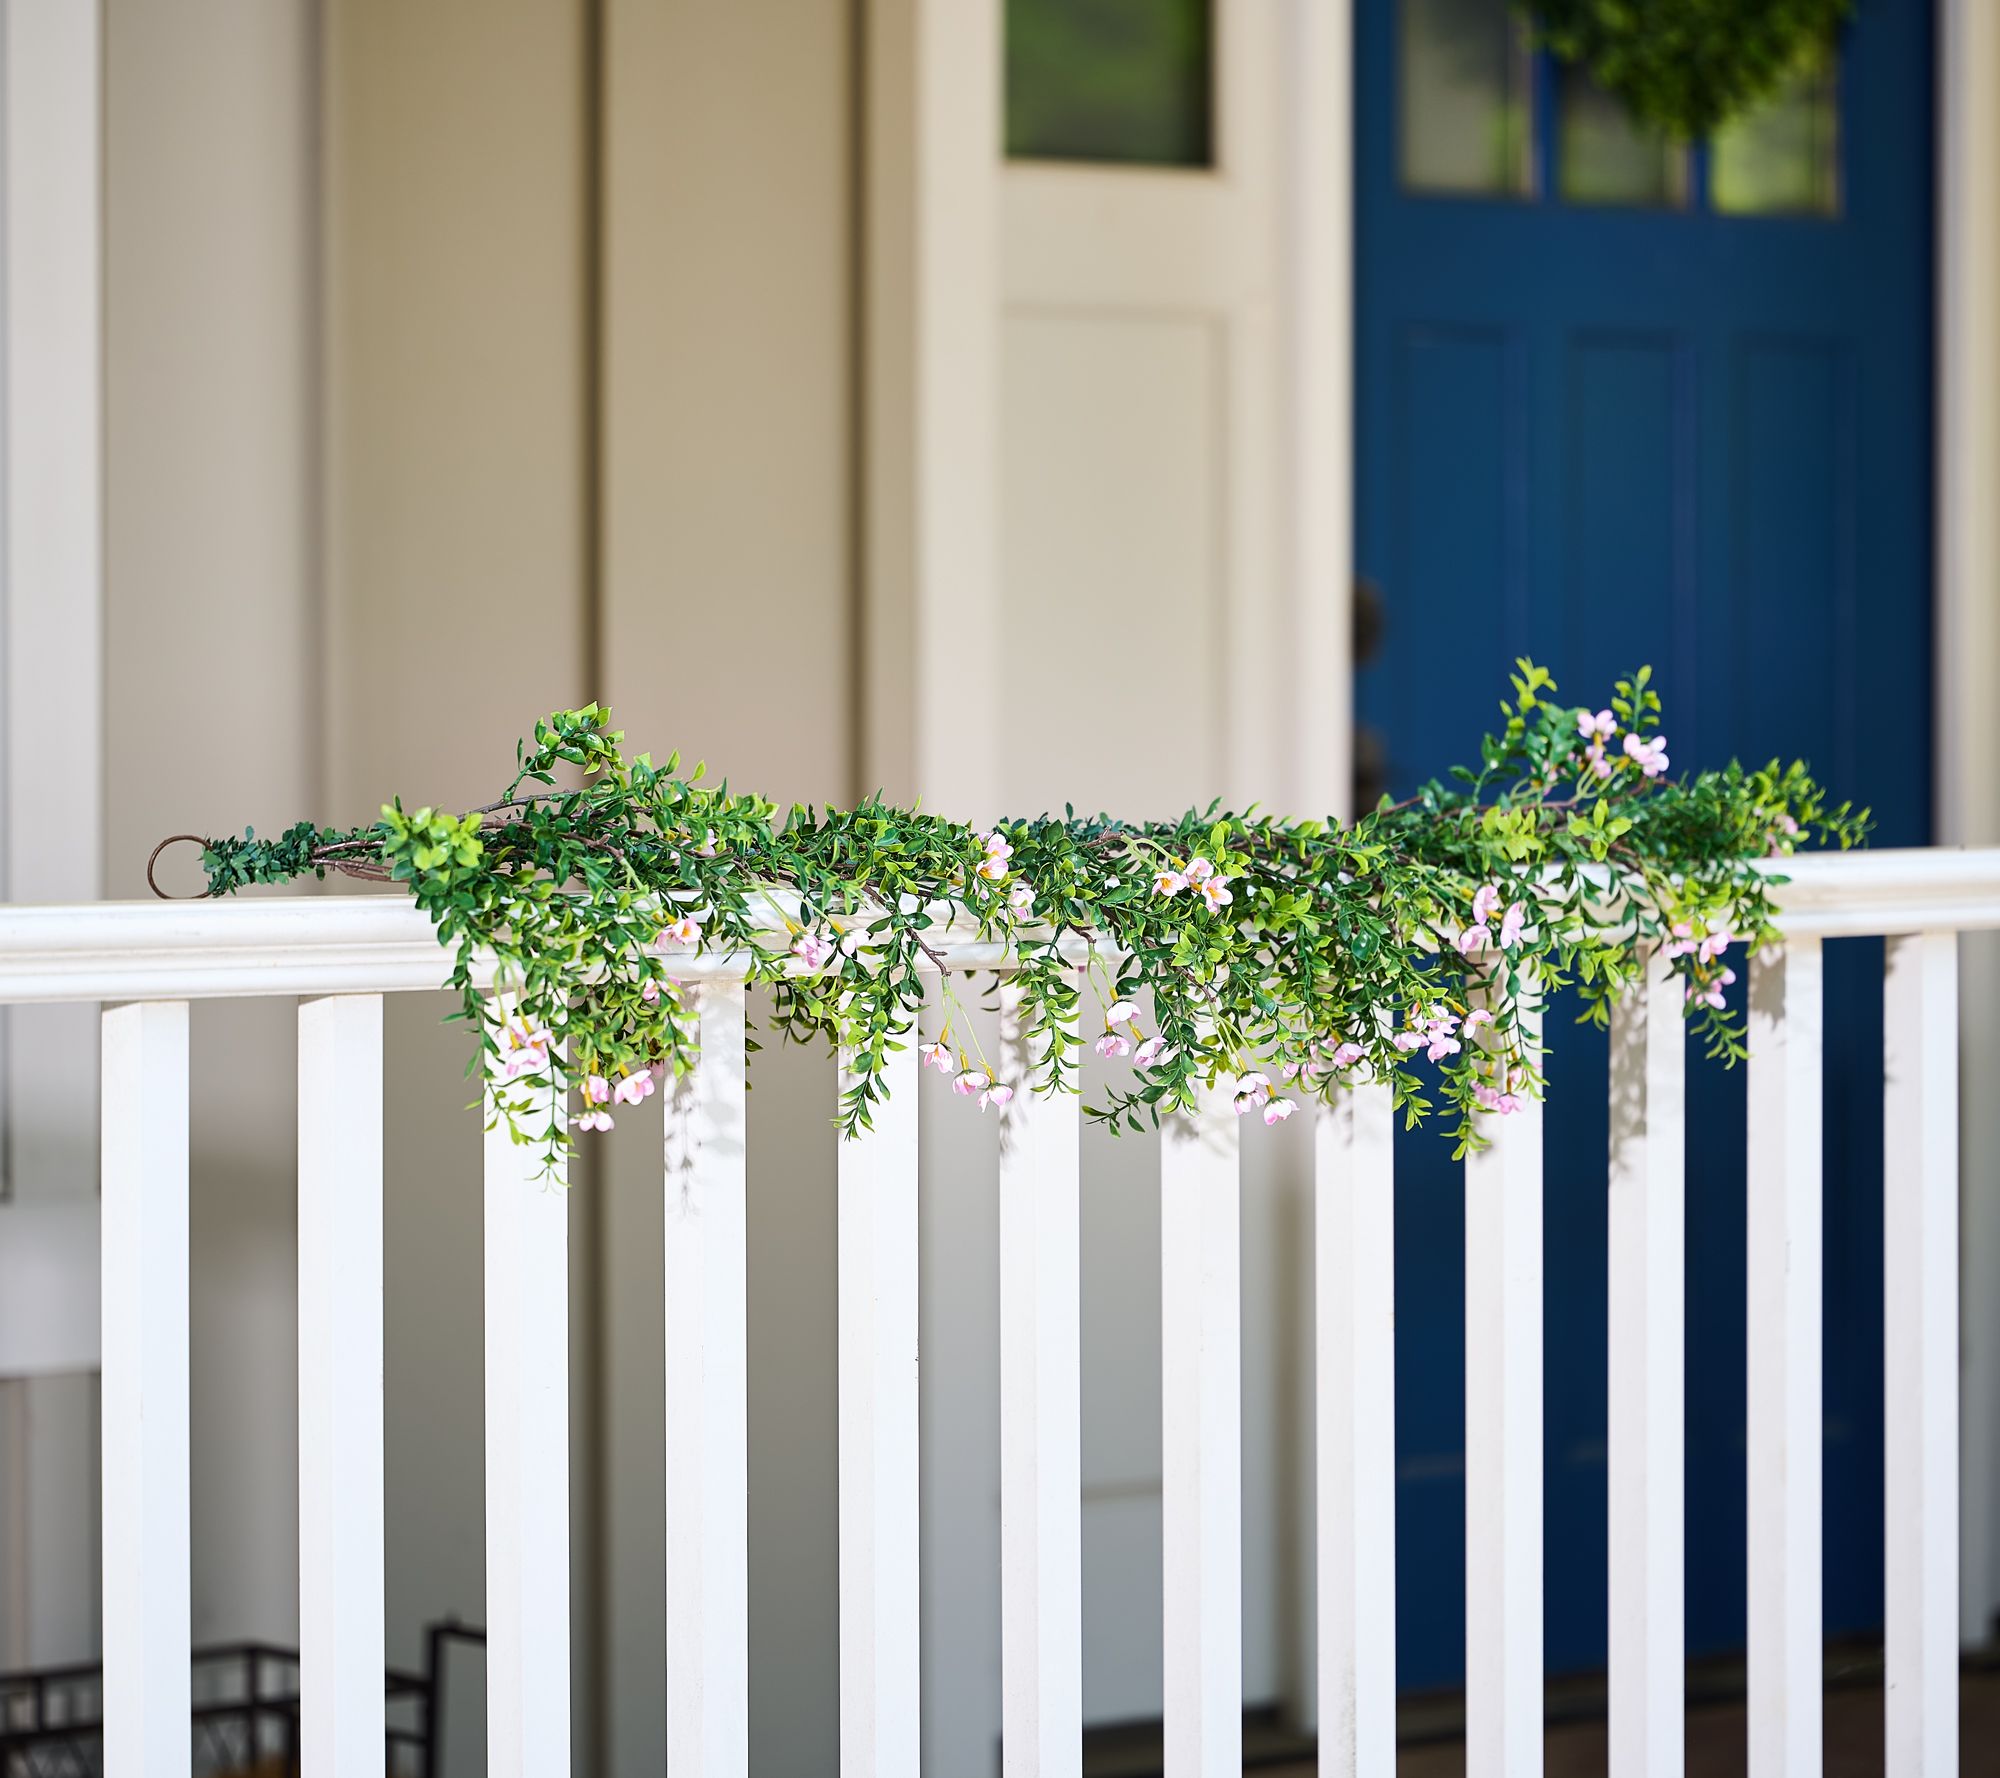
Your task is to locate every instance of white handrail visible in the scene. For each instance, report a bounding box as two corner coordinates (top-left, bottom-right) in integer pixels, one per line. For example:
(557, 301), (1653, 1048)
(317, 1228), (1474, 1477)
(0, 847), (1992, 1005)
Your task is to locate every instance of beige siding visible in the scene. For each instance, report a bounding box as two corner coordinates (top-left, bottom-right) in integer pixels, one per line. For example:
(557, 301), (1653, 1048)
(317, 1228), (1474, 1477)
(598, 3), (857, 1772)
(103, 0), (321, 1652)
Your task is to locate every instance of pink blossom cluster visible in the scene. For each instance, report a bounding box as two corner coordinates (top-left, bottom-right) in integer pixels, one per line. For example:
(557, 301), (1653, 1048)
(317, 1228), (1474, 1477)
(1152, 855), (1234, 913)
(1473, 1070), (1527, 1116)
(1575, 707), (1668, 780)
(576, 1064), (659, 1134)
(1457, 882), (1526, 956)
(1392, 1004), (1492, 1064)
(1664, 921), (1739, 1010)
(1232, 1072), (1293, 1124)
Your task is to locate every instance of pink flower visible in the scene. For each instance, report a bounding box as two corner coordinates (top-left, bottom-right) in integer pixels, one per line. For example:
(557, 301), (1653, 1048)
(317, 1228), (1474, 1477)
(976, 831), (1013, 883)
(585, 1075), (612, 1106)
(1471, 883), (1502, 924)
(1623, 733), (1669, 778)
(1499, 902), (1527, 949)
(1233, 1071), (1272, 1114)
(613, 1072), (655, 1106)
(1262, 1098), (1295, 1126)
(656, 912), (704, 949)
(641, 978), (661, 1005)
(979, 1081), (1014, 1112)
(791, 931), (836, 971)
(1096, 1032), (1132, 1058)
(1198, 876), (1234, 912)
(1456, 923), (1490, 956)
(1698, 932), (1736, 964)
(1463, 1008), (1494, 1033)
(501, 1020), (551, 1080)
(1328, 1041), (1365, 1068)
(953, 1068), (986, 1099)
(1426, 1034), (1461, 1063)
(1134, 1035), (1177, 1068)
(921, 1038), (952, 1072)
(576, 1108), (614, 1134)
(1473, 1083), (1522, 1116)
(1584, 741), (1614, 781)
(1009, 882), (1036, 916)
(1577, 708), (1616, 739)
(1184, 856), (1216, 884)
(1662, 920), (1696, 960)
(1153, 868), (1188, 897)
(697, 828), (718, 858)
(1105, 1001), (1137, 1028)
(1392, 1031), (1424, 1053)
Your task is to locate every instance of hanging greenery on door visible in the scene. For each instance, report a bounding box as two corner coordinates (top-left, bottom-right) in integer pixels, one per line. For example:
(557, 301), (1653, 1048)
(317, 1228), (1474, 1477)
(1523, 0), (1849, 139)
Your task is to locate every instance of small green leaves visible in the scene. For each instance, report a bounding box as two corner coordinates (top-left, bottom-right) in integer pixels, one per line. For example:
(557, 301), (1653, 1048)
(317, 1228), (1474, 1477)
(179, 669), (1864, 1175)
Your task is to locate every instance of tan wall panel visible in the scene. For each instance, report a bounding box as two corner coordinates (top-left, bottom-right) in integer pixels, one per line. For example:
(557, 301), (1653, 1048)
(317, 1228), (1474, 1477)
(104, 0), (321, 1651)
(599, 4), (855, 1774)
(321, 6), (592, 1751)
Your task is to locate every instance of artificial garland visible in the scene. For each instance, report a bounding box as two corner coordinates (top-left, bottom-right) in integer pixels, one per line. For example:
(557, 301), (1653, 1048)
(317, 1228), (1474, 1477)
(169, 664), (1862, 1175)
(1524, 0), (1848, 141)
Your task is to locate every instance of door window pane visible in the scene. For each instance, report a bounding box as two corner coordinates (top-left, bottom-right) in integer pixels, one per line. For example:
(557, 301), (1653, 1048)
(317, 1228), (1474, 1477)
(1712, 55), (1840, 216)
(1005, 0), (1212, 168)
(1558, 66), (1687, 207)
(1400, 0), (1534, 196)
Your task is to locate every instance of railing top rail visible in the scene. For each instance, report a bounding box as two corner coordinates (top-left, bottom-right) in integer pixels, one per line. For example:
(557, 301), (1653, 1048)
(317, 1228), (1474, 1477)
(0, 847), (1991, 1005)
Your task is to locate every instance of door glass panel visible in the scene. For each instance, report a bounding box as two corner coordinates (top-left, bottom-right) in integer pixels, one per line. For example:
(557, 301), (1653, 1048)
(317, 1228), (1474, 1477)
(1712, 54), (1840, 216)
(1558, 66), (1687, 207)
(1005, 0), (1212, 168)
(1400, 0), (1533, 196)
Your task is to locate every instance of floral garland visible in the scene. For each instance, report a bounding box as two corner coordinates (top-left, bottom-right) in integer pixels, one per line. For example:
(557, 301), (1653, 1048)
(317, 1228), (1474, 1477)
(177, 664), (1863, 1175)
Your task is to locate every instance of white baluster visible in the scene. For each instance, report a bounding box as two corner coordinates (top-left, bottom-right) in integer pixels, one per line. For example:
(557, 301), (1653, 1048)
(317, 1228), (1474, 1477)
(1466, 988), (1543, 1778)
(1316, 1082), (1396, 1778)
(484, 1017), (570, 1778)
(101, 1000), (191, 1778)
(1162, 1076), (1241, 1778)
(664, 980), (750, 1776)
(298, 995), (385, 1778)
(1747, 941), (1822, 1778)
(839, 1037), (921, 1777)
(1608, 953), (1685, 1778)
(998, 982), (1082, 1777)
(1884, 932), (1958, 1776)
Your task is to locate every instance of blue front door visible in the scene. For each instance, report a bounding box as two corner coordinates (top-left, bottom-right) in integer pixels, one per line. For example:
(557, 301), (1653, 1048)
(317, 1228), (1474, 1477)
(1356, 0), (1934, 1688)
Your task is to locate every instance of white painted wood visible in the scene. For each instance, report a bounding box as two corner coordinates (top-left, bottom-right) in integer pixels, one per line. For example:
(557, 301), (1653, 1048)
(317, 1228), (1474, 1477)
(297, 995), (385, 1778)
(1315, 1082), (1396, 1778)
(1746, 942), (1823, 1778)
(1607, 952), (1685, 1778)
(483, 1021), (570, 1778)
(1161, 1076), (1242, 1778)
(1283, 0), (1356, 827)
(998, 983), (1082, 1778)
(1884, 932), (1959, 1775)
(100, 1001), (190, 1778)
(1465, 989), (1544, 1778)
(839, 1036), (921, 1778)
(663, 981), (750, 1776)
(2, 854), (2000, 1005)
(1940, 0), (2000, 1647)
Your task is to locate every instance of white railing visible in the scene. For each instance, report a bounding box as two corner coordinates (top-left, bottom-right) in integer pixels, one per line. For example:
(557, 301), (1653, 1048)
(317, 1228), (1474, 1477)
(0, 846), (1990, 1778)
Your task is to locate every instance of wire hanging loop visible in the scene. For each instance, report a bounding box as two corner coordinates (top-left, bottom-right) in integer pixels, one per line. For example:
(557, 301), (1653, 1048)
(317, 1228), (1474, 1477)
(146, 833), (211, 901)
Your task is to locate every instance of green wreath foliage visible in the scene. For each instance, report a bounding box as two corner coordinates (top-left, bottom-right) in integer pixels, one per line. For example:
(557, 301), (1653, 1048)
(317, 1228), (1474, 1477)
(186, 663), (1862, 1175)
(1524, 0), (1849, 140)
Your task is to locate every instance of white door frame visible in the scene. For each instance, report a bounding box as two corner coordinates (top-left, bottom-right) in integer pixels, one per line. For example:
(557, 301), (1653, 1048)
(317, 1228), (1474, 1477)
(1937, 0), (2000, 1649)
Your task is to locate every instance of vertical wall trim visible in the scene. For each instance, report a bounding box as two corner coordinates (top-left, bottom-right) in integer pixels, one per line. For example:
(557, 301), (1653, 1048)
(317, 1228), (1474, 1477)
(1283, 0), (1354, 828)
(578, 0), (610, 1767)
(1938, 0), (2000, 1647)
(861, 0), (1001, 819)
